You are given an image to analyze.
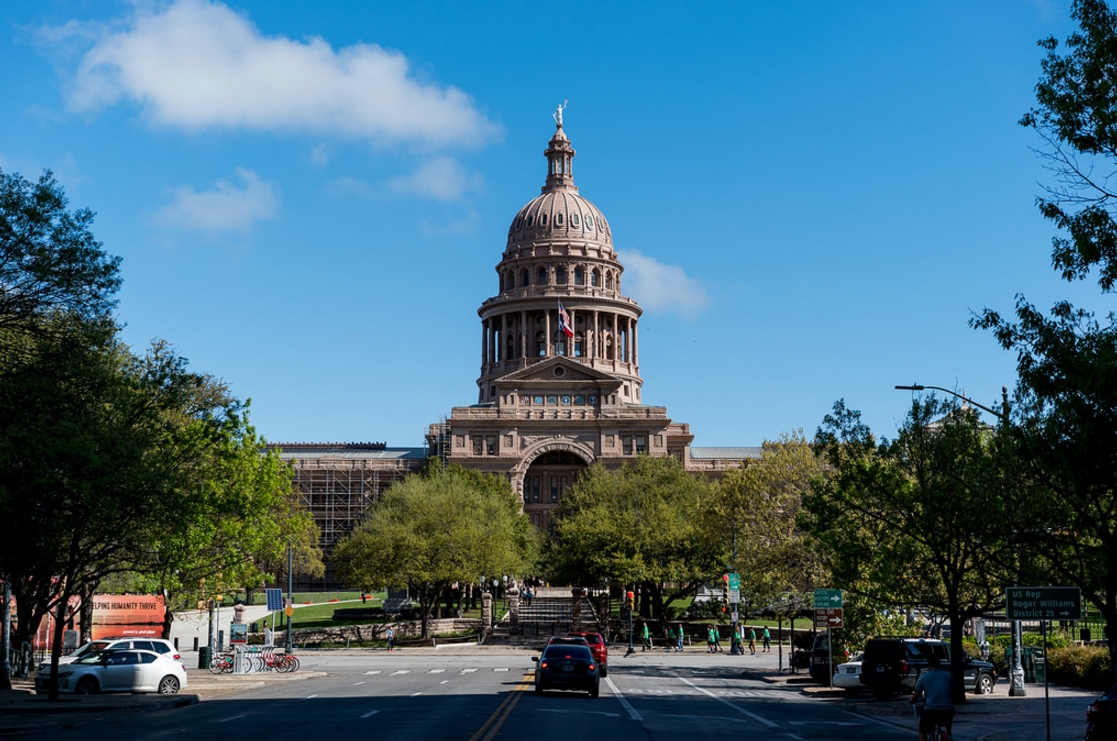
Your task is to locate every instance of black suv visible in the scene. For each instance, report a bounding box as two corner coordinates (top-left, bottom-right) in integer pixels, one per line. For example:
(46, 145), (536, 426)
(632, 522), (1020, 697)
(859, 637), (995, 699)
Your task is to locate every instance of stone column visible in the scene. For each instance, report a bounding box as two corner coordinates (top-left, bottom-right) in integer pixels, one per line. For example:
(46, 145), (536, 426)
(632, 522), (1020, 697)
(571, 588), (583, 632)
(509, 591), (520, 635)
(481, 319), (488, 367)
(482, 592), (493, 636)
(545, 311), (552, 357)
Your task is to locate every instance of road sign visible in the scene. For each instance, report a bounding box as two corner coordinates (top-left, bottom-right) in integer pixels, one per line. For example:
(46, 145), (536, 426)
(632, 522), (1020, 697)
(1006, 586), (1082, 621)
(728, 573), (740, 590)
(815, 608), (843, 628)
(814, 589), (842, 608)
(729, 589), (740, 603)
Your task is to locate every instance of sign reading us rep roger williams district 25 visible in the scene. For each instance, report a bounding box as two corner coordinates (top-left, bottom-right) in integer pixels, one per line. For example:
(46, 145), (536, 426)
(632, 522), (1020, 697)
(1005, 586), (1082, 621)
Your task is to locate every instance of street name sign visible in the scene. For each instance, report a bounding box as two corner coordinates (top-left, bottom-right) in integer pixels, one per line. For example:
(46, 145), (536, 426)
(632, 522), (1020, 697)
(814, 589), (842, 608)
(815, 608), (843, 628)
(1006, 586), (1082, 621)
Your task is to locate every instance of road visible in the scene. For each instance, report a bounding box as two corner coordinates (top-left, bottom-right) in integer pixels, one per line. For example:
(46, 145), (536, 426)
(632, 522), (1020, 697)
(26, 650), (906, 741)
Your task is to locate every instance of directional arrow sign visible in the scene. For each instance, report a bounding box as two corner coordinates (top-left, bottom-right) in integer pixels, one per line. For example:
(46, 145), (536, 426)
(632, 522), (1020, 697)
(814, 608), (843, 628)
(814, 589), (842, 608)
(1006, 586), (1081, 621)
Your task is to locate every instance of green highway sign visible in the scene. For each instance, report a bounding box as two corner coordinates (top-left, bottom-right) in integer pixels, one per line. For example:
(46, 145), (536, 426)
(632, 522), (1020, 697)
(728, 573), (740, 590)
(814, 589), (843, 608)
(1006, 586), (1082, 621)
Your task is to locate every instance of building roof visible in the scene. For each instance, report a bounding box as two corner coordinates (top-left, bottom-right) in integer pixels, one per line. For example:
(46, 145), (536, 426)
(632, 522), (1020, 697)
(689, 447), (763, 460)
(268, 443), (427, 460)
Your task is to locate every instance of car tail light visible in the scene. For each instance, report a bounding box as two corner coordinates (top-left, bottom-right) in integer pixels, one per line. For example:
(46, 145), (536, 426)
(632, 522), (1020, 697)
(173, 653), (182, 661)
(540, 661), (549, 669)
(901, 660), (908, 673)
(587, 663), (596, 672)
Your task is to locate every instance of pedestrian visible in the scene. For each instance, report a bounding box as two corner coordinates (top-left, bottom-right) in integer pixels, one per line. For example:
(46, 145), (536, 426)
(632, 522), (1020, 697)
(712, 626), (723, 653)
(748, 627), (756, 655)
(386, 626), (395, 652)
(641, 621), (651, 651)
(675, 624), (685, 652)
(707, 625), (716, 653)
(730, 626), (742, 655)
(762, 626), (771, 652)
(361, 592), (368, 604)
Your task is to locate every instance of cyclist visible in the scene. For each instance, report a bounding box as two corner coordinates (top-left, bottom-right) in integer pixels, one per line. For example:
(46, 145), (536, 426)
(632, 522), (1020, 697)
(910, 653), (955, 741)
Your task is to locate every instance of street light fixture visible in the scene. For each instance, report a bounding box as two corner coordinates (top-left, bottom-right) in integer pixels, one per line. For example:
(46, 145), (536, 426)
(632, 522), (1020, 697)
(895, 383), (1025, 697)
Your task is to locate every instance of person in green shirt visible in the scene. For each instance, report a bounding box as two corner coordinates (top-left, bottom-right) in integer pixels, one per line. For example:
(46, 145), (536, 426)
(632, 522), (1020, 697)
(762, 626), (771, 652)
(747, 627), (756, 655)
(641, 621), (651, 651)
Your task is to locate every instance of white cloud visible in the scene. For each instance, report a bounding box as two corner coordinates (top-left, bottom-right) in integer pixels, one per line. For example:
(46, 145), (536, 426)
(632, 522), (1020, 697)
(619, 249), (711, 319)
(63, 0), (500, 149)
(389, 157), (482, 201)
(153, 168), (279, 233)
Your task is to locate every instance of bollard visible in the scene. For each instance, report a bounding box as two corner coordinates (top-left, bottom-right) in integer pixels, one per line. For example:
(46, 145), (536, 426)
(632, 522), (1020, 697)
(193, 636), (199, 651)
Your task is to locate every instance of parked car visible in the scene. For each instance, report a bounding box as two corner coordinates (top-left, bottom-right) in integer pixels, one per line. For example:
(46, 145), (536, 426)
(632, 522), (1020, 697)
(533, 643), (600, 697)
(567, 631), (609, 677)
(1087, 683), (1117, 741)
(809, 633), (846, 683)
(45, 649), (187, 695)
(36, 637), (182, 691)
(859, 637), (996, 699)
(833, 653), (864, 696)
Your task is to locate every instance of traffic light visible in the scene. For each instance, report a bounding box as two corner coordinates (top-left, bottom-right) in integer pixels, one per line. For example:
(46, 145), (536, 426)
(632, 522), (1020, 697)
(625, 591), (635, 611)
(722, 574), (730, 603)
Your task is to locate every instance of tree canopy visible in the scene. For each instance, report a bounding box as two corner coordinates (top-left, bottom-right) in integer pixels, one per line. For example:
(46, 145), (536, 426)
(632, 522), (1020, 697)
(333, 461), (537, 637)
(549, 455), (719, 623)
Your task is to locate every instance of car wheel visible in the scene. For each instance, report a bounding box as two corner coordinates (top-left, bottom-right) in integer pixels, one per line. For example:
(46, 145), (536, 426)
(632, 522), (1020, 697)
(975, 673), (994, 695)
(534, 683), (543, 695)
(589, 684), (599, 698)
(158, 676), (180, 695)
(600, 664), (608, 678)
(75, 677), (98, 695)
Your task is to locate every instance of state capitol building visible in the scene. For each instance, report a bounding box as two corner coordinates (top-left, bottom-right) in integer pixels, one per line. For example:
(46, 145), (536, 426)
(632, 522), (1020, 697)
(273, 111), (757, 588)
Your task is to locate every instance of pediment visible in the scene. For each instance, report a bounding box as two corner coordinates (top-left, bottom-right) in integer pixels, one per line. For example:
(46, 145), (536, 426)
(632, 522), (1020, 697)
(494, 357), (622, 386)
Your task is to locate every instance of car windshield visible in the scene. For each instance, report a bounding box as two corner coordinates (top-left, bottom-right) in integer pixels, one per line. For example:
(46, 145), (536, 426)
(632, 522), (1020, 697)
(75, 650), (112, 665)
(72, 641), (112, 658)
(543, 645), (592, 660)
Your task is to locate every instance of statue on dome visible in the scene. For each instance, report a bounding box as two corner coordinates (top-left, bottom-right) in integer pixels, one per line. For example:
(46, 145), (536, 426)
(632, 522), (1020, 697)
(554, 100), (567, 127)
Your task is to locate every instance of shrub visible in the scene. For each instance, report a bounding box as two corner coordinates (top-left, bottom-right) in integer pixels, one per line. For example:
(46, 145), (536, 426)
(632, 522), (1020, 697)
(1047, 645), (1111, 690)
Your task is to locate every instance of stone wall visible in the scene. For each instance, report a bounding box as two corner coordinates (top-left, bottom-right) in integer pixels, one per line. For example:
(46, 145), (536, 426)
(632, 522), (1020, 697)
(267, 618), (483, 646)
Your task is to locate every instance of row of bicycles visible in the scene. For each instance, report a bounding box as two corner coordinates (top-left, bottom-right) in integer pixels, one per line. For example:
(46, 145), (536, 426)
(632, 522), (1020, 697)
(208, 647), (300, 674)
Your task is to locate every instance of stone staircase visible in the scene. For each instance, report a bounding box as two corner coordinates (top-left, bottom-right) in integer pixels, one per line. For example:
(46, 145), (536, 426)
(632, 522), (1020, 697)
(484, 588), (603, 646)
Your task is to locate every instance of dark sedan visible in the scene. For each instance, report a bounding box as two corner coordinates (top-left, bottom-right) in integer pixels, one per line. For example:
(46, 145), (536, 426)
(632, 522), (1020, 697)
(533, 644), (600, 697)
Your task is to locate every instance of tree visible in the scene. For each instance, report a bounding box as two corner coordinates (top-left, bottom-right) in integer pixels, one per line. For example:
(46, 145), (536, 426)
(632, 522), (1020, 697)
(333, 462), (536, 638)
(706, 432), (827, 620)
(974, 0), (1117, 677)
(803, 399), (1011, 701)
(548, 455), (719, 624)
(0, 169), (120, 337)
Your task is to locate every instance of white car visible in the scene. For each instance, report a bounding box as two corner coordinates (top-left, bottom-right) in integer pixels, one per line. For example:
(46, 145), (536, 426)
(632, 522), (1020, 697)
(53, 649), (187, 695)
(36, 637), (182, 690)
(833, 652), (864, 696)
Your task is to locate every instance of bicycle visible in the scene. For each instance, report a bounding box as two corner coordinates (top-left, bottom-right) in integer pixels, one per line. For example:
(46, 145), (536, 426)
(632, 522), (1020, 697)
(912, 702), (953, 741)
(208, 652), (234, 674)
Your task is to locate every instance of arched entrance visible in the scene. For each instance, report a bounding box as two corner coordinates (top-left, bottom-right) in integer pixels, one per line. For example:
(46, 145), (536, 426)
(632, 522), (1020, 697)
(513, 440), (593, 534)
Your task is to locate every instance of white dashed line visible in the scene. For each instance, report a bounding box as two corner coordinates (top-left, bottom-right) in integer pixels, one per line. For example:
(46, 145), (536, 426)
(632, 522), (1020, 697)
(494, 667), (509, 672)
(354, 681), (365, 686)
(391, 670), (411, 676)
(360, 710), (379, 719)
(429, 669), (446, 673)
(364, 670), (381, 675)
(440, 680), (449, 684)
(461, 668), (478, 673)
(410, 692), (422, 697)
(218, 715), (246, 723)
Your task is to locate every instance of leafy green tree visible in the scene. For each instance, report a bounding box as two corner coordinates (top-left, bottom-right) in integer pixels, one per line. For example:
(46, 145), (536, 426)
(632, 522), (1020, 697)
(975, 0), (1117, 677)
(549, 455), (718, 623)
(0, 169), (120, 338)
(707, 432), (827, 619)
(333, 461), (536, 638)
(804, 399), (1011, 701)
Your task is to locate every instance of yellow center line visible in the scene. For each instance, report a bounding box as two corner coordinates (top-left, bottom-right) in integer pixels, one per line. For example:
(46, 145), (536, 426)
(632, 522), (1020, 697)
(468, 673), (534, 741)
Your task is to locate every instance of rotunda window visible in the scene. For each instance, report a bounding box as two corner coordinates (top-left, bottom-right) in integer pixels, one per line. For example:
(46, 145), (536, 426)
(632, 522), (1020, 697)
(537, 267), (548, 285)
(586, 215), (594, 229)
(541, 213), (548, 226)
(516, 218), (523, 229)
(574, 267), (584, 285)
(526, 215), (534, 227)
(571, 214), (580, 227)
(556, 267), (567, 284)
(556, 213), (564, 225)
(522, 269), (530, 286)
(535, 331), (546, 357)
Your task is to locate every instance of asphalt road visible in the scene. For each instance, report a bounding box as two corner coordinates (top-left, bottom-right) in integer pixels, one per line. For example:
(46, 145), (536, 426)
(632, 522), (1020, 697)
(9, 648), (1098, 741)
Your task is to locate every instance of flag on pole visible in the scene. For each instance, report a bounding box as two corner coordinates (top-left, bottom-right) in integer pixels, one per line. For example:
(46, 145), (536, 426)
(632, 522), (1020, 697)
(558, 303), (574, 338)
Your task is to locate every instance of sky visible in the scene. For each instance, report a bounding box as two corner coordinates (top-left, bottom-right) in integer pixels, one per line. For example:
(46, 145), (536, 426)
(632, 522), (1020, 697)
(1, 0), (1106, 448)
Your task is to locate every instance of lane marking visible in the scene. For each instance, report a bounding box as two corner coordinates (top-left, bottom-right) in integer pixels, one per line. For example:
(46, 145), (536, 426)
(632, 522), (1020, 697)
(468, 674), (533, 741)
(429, 669), (446, 673)
(440, 680), (449, 685)
(493, 667), (509, 672)
(391, 670), (411, 676)
(539, 708), (620, 717)
(461, 668), (478, 673)
(677, 676), (777, 727)
(364, 670), (381, 675)
(604, 676), (643, 722)
(410, 692), (422, 697)
(354, 681), (365, 686)
(218, 715), (245, 723)
(360, 710), (379, 719)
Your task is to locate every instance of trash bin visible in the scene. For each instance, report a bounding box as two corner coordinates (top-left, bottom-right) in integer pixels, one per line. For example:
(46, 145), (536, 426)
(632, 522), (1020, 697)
(1033, 648), (1046, 684)
(199, 645), (211, 670)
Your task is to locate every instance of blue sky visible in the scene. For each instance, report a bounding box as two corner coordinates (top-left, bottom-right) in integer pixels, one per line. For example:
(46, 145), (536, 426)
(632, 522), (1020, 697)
(1, 0), (1102, 447)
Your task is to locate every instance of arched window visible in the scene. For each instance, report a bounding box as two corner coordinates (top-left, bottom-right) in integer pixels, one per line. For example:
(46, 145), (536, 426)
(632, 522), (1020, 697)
(506, 335), (516, 359)
(526, 215), (534, 227)
(537, 267), (548, 285)
(498, 273), (504, 292)
(606, 272), (614, 290)
(535, 331), (546, 357)
(556, 213), (564, 226)
(574, 267), (584, 285)
(556, 267), (567, 284)
(586, 215), (594, 229)
(591, 269), (600, 287)
(553, 332), (566, 356)
(605, 335), (615, 361)
(571, 214), (580, 227)
(541, 213), (548, 226)
(574, 333), (584, 357)
(522, 269), (530, 287)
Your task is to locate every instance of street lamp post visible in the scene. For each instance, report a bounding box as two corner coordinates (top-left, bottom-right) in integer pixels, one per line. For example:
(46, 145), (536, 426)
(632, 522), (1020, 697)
(895, 383), (1026, 697)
